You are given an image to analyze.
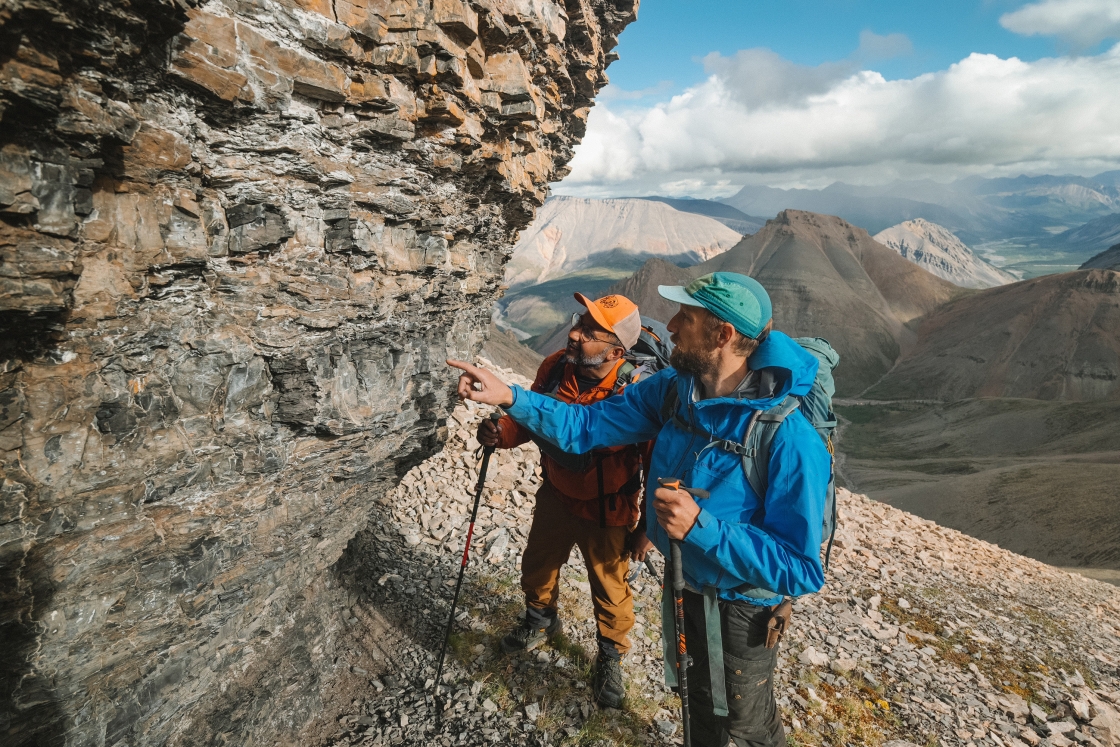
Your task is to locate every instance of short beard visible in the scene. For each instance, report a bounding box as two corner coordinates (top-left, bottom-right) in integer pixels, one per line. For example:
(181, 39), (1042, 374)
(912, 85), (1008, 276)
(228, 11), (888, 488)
(669, 345), (718, 378)
(670, 324), (720, 378)
(564, 345), (609, 367)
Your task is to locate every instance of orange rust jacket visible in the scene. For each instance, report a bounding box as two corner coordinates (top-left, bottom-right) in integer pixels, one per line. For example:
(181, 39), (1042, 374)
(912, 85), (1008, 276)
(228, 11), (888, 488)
(495, 351), (651, 528)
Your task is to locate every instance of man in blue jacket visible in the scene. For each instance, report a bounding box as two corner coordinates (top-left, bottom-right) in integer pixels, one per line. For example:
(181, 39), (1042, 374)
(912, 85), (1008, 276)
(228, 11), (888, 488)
(449, 272), (829, 747)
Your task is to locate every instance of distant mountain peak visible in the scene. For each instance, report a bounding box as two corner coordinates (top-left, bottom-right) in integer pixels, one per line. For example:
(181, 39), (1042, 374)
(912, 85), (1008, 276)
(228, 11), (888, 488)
(873, 220), (1017, 289)
(505, 196), (742, 289)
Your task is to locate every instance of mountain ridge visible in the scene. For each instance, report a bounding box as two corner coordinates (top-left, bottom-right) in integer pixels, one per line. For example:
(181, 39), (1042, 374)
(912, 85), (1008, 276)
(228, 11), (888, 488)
(866, 269), (1120, 401)
(692, 210), (961, 394)
(1082, 243), (1120, 270)
(1052, 213), (1120, 257)
(633, 196), (766, 235)
(504, 196), (742, 290)
(873, 219), (1017, 289)
(718, 172), (1120, 248)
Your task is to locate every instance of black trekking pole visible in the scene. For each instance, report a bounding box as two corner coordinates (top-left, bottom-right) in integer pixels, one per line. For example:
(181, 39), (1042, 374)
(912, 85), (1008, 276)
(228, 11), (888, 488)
(658, 477), (701, 747)
(670, 538), (692, 747)
(434, 411), (501, 715)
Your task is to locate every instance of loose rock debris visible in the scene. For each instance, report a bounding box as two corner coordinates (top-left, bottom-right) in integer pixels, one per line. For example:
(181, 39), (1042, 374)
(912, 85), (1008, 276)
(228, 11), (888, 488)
(329, 359), (1120, 747)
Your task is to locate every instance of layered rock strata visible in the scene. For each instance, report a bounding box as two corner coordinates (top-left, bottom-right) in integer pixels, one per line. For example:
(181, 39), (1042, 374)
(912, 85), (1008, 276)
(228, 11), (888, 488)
(0, 1), (636, 744)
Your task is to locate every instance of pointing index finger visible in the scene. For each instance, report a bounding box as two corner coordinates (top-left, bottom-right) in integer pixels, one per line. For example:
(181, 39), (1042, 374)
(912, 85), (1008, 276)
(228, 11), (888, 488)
(446, 358), (479, 374)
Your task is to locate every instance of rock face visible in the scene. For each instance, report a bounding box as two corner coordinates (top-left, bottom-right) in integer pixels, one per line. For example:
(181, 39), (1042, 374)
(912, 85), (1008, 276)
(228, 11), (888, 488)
(0, 1), (635, 745)
(873, 219), (1017, 289)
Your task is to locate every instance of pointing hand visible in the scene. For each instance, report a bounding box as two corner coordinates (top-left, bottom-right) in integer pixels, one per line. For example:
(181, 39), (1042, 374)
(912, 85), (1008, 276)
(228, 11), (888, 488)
(446, 359), (515, 407)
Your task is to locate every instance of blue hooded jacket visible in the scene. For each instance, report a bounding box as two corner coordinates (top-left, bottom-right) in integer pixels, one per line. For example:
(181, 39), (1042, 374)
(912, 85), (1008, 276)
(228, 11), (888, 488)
(504, 331), (830, 605)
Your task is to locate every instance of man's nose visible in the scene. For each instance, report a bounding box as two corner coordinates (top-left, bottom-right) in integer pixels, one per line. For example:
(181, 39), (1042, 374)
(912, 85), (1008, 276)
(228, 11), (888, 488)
(567, 327), (582, 344)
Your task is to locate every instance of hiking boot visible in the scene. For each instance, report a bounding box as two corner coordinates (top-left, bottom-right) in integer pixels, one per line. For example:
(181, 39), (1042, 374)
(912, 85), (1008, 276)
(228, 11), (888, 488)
(500, 614), (561, 654)
(592, 653), (625, 709)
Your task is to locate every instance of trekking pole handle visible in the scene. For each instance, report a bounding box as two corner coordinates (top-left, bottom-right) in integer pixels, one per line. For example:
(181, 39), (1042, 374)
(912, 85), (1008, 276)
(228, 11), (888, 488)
(485, 411), (502, 446)
(474, 411), (501, 479)
(657, 477), (710, 500)
(669, 539), (685, 592)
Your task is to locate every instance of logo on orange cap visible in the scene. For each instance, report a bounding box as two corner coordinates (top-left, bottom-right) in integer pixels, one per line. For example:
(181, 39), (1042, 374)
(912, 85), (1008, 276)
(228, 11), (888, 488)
(573, 293), (642, 350)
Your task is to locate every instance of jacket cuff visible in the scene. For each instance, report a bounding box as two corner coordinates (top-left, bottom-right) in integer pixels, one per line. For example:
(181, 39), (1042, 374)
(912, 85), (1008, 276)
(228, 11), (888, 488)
(506, 384), (527, 415)
(684, 507), (720, 550)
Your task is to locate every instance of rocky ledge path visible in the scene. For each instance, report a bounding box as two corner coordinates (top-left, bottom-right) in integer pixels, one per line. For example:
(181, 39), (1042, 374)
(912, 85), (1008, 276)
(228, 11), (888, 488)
(325, 360), (1120, 747)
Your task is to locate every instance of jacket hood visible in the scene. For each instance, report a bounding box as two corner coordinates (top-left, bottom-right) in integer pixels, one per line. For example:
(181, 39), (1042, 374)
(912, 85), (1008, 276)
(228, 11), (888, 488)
(746, 330), (819, 405)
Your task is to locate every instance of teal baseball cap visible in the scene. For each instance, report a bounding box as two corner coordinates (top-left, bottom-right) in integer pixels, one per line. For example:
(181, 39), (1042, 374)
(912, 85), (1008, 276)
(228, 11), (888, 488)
(657, 272), (773, 339)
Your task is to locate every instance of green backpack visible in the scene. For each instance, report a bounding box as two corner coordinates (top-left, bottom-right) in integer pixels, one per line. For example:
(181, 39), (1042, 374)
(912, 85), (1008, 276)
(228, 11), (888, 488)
(660, 337), (841, 568)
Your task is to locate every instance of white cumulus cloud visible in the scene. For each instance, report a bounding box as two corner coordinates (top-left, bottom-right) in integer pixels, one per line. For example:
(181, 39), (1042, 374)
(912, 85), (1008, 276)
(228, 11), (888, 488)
(559, 44), (1120, 197)
(1001, 0), (1120, 48)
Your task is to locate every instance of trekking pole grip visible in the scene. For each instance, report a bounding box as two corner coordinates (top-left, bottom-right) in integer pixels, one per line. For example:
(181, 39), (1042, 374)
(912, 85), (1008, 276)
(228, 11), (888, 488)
(670, 540), (685, 592)
(475, 412), (501, 485)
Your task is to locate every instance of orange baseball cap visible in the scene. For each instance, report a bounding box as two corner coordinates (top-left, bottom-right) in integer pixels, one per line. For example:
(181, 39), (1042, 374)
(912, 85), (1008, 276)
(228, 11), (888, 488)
(573, 293), (642, 350)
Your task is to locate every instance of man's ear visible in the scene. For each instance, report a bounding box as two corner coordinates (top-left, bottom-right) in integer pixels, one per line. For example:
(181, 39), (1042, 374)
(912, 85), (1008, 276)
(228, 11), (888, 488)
(609, 346), (626, 361)
(718, 322), (736, 348)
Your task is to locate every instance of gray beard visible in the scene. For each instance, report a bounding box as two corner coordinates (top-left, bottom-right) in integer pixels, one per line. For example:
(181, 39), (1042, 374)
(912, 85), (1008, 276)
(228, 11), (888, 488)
(563, 348), (610, 367)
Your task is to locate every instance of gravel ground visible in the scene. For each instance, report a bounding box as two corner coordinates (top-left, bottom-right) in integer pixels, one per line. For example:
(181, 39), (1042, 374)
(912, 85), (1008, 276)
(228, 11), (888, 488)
(325, 360), (1120, 747)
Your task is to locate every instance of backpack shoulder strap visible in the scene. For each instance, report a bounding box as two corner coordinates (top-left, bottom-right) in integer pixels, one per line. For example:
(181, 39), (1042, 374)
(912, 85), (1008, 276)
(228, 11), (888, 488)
(742, 397), (799, 502)
(611, 361), (638, 393)
(540, 357), (566, 395)
(659, 381), (680, 424)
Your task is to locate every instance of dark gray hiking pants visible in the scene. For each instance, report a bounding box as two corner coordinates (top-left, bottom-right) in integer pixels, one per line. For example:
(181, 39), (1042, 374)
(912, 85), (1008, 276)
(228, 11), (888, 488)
(681, 590), (785, 747)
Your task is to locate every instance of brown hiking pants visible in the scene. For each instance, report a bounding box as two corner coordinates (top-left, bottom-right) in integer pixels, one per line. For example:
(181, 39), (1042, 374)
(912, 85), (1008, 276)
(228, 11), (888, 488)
(520, 481), (634, 657)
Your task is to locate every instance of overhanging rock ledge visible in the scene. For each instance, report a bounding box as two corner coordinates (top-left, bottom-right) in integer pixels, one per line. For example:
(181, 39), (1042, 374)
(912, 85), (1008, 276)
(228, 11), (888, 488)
(0, 0), (636, 743)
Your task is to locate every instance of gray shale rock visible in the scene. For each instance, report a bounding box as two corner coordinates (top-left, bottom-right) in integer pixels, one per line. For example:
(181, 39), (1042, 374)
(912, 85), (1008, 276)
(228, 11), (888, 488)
(0, 1), (636, 745)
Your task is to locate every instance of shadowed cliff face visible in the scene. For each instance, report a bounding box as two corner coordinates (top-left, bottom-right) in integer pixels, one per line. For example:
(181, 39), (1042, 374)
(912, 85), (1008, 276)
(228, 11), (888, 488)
(0, 0), (636, 744)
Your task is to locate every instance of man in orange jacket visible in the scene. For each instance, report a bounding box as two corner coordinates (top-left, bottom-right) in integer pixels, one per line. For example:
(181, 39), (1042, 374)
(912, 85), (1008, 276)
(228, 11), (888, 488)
(478, 292), (654, 708)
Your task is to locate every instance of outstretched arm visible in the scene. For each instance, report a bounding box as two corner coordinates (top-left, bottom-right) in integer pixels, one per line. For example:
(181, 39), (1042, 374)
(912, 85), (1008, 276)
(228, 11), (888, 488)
(446, 359), (670, 454)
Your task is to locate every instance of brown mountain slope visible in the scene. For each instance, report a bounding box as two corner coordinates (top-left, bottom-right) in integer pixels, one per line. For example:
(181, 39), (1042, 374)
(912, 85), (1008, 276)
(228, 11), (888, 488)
(481, 323), (544, 379)
(606, 257), (693, 322)
(1081, 242), (1120, 270)
(866, 269), (1120, 401)
(693, 210), (960, 394)
(837, 398), (1120, 568)
(531, 210), (961, 394)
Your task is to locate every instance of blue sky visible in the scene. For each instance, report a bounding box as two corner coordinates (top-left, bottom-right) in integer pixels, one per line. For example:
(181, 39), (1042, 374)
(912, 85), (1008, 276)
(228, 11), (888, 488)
(606, 0), (1076, 101)
(558, 0), (1120, 196)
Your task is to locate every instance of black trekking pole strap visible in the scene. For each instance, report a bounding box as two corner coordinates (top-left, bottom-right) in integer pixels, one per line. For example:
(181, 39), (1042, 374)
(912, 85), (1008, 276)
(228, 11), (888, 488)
(434, 412), (500, 717)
